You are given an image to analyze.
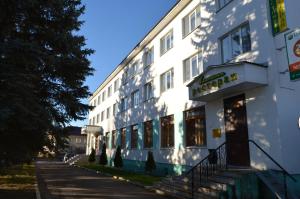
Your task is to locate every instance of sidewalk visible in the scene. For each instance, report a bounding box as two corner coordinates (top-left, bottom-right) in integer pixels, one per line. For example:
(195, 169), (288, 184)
(36, 160), (170, 199)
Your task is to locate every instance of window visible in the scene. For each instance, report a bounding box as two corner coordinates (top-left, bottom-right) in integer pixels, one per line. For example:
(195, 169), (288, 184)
(102, 91), (106, 102)
(121, 97), (128, 112)
(101, 111), (105, 121)
(131, 61), (139, 76)
(97, 95), (101, 105)
(182, 6), (201, 37)
(183, 52), (202, 82)
(144, 120), (153, 148)
(96, 114), (100, 123)
(114, 78), (120, 92)
(112, 130), (116, 148)
(106, 107), (110, 119)
(105, 132), (109, 145)
(131, 124), (138, 149)
(221, 23), (251, 63)
(160, 68), (174, 93)
(107, 85), (112, 97)
(144, 81), (154, 101)
(89, 119), (92, 125)
(143, 47), (154, 67)
(160, 30), (173, 55)
(121, 128), (126, 149)
(160, 115), (174, 148)
(93, 99), (96, 107)
(131, 90), (139, 107)
(218, 0), (232, 9)
(122, 69), (128, 84)
(185, 106), (207, 147)
(113, 103), (118, 116)
(92, 117), (95, 125)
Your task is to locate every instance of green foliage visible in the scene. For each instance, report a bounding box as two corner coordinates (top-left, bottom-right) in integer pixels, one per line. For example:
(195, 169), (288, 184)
(145, 151), (156, 173)
(88, 148), (95, 163)
(113, 146), (123, 168)
(0, 0), (94, 164)
(99, 143), (107, 165)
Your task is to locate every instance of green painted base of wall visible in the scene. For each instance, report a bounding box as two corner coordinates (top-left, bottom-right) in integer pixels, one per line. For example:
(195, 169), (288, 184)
(114, 159), (192, 176)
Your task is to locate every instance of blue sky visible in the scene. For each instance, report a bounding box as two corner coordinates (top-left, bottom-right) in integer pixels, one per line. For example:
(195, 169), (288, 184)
(71, 0), (177, 127)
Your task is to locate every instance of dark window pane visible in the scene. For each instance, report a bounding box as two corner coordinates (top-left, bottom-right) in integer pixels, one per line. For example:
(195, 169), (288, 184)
(144, 121), (153, 148)
(161, 115), (174, 148)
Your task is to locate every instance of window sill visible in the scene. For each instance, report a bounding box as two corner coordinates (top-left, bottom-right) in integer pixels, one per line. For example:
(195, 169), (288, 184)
(216, 0), (234, 14)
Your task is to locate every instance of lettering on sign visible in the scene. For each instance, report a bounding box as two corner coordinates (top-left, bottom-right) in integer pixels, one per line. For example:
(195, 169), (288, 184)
(192, 72), (238, 97)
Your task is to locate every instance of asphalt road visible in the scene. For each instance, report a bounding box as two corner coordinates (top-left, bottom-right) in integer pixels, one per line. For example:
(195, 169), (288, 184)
(36, 161), (168, 199)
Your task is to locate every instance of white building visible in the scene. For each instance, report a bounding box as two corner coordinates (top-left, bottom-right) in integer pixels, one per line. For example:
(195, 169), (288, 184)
(84, 0), (300, 176)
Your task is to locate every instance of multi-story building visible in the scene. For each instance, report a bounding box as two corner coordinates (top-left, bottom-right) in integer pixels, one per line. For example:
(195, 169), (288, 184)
(83, 0), (300, 176)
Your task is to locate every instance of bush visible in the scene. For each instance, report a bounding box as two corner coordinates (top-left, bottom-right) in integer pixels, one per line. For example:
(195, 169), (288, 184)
(145, 151), (156, 173)
(113, 146), (123, 168)
(88, 148), (95, 163)
(99, 143), (108, 165)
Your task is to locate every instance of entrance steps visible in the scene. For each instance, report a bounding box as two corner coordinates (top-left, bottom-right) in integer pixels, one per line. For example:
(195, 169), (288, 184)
(152, 167), (254, 199)
(256, 170), (300, 199)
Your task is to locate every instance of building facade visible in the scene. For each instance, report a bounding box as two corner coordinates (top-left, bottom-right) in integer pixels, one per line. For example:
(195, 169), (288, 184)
(84, 0), (300, 175)
(67, 127), (87, 154)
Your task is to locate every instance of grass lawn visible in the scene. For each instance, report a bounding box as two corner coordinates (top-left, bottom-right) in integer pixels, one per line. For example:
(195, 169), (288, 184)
(0, 164), (36, 199)
(79, 163), (162, 186)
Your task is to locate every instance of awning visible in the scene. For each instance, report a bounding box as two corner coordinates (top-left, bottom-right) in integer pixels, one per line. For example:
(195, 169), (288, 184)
(81, 125), (102, 136)
(187, 62), (268, 102)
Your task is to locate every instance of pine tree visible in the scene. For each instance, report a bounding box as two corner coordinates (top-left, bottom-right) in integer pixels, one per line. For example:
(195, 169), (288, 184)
(145, 151), (156, 173)
(0, 0), (94, 164)
(88, 148), (96, 163)
(113, 146), (123, 168)
(99, 143), (107, 165)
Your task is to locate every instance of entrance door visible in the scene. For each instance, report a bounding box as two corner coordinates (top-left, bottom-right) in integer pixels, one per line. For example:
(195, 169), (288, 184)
(224, 94), (250, 166)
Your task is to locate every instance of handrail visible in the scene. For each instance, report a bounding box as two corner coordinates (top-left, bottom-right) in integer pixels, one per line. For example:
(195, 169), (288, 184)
(248, 139), (297, 182)
(184, 141), (227, 176)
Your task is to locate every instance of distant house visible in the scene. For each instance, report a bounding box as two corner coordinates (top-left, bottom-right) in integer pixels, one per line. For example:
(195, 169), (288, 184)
(67, 126), (87, 154)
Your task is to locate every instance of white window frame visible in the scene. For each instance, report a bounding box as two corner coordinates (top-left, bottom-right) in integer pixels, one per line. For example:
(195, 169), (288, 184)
(144, 81), (154, 101)
(102, 91), (106, 102)
(160, 68), (174, 93)
(97, 95), (101, 105)
(113, 103), (118, 116)
(114, 78), (119, 92)
(160, 30), (173, 55)
(107, 85), (112, 97)
(221, 23), (251, 63)
(143, 47), (154, 68)
(101, 111), (105, 121)
(182, 5), (201, 38)
(183, 52), (203, 82)
(131, 90), (139, 107)
(121, 97), (128, 112)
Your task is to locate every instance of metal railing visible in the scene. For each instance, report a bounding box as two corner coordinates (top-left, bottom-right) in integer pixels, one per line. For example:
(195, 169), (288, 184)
(183, 139), (297, 199)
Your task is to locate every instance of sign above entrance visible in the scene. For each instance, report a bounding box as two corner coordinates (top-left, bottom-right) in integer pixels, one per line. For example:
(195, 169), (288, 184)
(187, 62), (268, 102)
(285, 28), (300, 81)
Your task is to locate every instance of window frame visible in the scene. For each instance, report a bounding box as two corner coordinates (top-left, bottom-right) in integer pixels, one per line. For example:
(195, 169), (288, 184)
(220, 22), (251, 63)
(121, 97), (128, 112)
(106, 107), (110, 119)
(131, 90), (139, 107)
(160, 29), (173, 55)
(184, 106), (207, 147)
(182, 5), (201, 38)
(160, 68), (174, 93)
(183, 52), (203, 82)
(144, 120), (153, 149)
(217, 0), (233, 11)
(120, 128), (126, 149)
(131, 124), (138, 149)
(144, 81), (154, 101)
(114, 78), (119, 93)
(143, 47), (154, 68)
(107, 85), (112, 98)
(160, 115), (174, 148)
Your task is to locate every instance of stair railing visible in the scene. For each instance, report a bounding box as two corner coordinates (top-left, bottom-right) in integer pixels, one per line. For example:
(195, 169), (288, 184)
(184, 140), (297, 199)
(248, 139), (297, 199)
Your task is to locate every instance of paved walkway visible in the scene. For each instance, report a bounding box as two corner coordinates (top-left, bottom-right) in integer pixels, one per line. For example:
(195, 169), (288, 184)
(36, 161), (169, 199)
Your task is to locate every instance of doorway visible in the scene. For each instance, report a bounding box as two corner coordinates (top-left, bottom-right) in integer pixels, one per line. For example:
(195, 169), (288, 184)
(224, 94), (250, 166)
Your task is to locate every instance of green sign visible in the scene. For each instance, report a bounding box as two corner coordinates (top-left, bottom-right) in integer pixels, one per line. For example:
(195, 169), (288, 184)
(192, 72), (238, 97)
(269, 0), (287, 35)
